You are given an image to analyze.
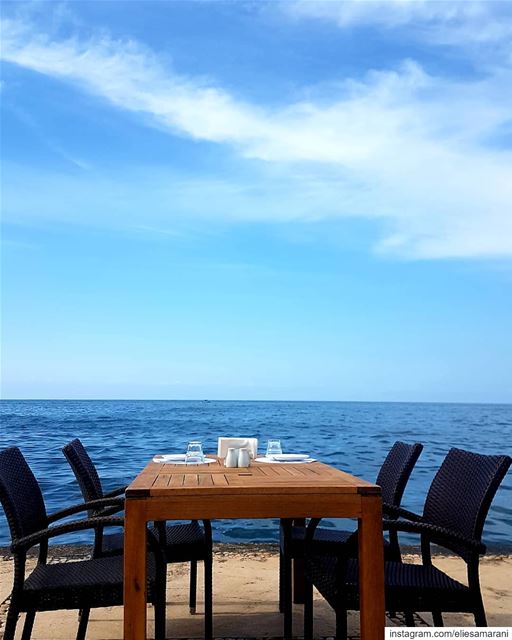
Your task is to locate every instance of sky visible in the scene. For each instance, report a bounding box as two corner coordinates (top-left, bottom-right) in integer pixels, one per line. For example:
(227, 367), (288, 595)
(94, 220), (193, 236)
(1, 0), (512, 402)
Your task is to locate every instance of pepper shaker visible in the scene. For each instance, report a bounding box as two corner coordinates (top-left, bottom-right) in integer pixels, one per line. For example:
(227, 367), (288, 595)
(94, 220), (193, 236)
(238, 448), (250, 468)
(225, 447), (238, 468)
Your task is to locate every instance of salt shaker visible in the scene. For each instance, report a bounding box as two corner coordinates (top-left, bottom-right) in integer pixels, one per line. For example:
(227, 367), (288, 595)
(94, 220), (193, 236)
(238, 447), (250, 468)
(225, 448), (238, 468)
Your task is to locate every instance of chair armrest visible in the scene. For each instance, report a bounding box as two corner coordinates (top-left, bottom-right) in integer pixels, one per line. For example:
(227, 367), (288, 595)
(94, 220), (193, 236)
(202, 520), (213, 544)
(382, 503), (422, 521)
(103, 485), (127, 498)
(383, 519), (486, 554)
(98, 503), (125, 517)
(47, 497), (124, 523)
(304, 518), (322, 544)
(11, 516), (125, 552)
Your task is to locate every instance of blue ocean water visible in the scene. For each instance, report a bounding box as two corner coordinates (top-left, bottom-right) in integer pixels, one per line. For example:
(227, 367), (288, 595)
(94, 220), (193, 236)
(1, 400), (511, 549)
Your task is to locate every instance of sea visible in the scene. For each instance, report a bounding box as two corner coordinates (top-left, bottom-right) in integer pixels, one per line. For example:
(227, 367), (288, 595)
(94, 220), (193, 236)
(1, 400), (511, 550)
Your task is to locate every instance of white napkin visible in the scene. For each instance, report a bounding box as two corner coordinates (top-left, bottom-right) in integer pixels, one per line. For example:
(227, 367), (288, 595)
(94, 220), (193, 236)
(217, 437), (258, 459)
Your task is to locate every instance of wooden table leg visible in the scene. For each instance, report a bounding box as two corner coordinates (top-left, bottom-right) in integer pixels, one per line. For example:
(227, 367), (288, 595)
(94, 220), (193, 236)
(358, 495), (385, 640)
(124, 499), (148, 640)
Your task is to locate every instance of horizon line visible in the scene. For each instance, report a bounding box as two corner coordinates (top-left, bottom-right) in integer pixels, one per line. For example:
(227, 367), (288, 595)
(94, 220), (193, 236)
(1, 398), (511, 406)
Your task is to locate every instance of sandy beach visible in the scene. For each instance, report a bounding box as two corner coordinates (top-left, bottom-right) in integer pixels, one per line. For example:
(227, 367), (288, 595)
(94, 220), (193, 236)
(1, 544), (510, 639)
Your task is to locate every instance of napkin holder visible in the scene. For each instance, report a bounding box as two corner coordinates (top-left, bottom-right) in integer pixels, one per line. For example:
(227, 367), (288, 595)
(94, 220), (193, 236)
(217, 437), (258, 459)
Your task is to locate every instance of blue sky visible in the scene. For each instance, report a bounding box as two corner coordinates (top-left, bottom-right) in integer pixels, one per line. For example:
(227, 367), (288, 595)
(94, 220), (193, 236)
(1, 0), (512, 402)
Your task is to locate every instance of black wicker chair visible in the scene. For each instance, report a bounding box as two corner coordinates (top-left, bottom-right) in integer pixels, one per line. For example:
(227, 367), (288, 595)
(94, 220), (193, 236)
(0, 446), (166, 640)
(303, 447), (512, 639)
(62, 437), (213, 638)
(279, 440), (423, 617)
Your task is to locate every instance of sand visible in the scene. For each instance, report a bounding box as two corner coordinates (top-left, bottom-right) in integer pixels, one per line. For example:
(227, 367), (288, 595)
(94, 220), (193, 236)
(1, 545), (511, 639)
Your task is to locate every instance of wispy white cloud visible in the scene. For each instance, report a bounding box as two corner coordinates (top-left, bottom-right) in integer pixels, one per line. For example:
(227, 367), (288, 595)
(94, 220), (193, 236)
(284, 0), (512, 46)
(1, 11), (512, 259)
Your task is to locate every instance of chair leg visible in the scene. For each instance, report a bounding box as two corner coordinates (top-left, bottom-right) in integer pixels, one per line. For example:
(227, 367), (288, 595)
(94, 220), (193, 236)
(75, 607), (90, 640)
(293, 556), (305, 605)
(432, 611), (444, 626)
(474, 601), (487, 627)
(21, 610), (36, 640)
(204, 556), (213, 640)
(283, 539), (293, 639)
(154, 594), (166, 640)
(335, 608), (348, 640)
(189, 560), (197, 614)
(3, 602), (20, 640)
(404, 611), (415, 626)
(303, 576), (314, 640)
(279, 547), (285, 613)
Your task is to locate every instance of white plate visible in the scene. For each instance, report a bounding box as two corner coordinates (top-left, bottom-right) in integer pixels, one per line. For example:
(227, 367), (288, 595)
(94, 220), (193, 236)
(153, 454), (186, 463)
(254, 456), (316, 464)
(272, 453), (310, 462)
(153, 455), (216, 465)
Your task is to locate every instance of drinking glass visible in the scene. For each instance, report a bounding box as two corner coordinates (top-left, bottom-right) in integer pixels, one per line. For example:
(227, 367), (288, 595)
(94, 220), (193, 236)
(186, 441), (204, 464)
(266, 439), (282, 458)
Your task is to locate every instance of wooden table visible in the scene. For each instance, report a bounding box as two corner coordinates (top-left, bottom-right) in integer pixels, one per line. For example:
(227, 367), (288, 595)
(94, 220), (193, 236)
(123, 456), (385, 640)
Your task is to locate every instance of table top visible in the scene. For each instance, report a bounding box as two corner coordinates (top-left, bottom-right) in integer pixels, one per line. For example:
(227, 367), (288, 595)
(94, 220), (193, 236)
(126, 456), (380, 498)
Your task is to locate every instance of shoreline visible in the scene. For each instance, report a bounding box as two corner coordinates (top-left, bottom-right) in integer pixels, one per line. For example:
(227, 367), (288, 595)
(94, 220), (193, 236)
(2, 541), (512, 559)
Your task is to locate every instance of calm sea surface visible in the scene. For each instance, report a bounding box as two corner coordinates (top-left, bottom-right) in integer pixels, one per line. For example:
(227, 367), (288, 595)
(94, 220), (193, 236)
(1, 400), (511, 549)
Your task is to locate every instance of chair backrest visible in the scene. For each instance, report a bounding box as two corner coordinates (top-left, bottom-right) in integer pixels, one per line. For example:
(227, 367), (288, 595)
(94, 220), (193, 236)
(376, 441), (424, 507)
(62, 438), (104, 503)
(0, 447), (48, 542)
(423, 447), (511, 554)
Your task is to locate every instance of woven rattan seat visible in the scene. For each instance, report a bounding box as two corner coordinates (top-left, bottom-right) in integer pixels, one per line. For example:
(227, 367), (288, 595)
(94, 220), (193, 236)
(288, 525), (392, 554)
(23, 554), (158, 610)
(101, 520), (207, 560)
(381, 561), (468, 594)
(62, 438), (213, 635)
(279, 441), (423, 614)
(0, 446), (166, 640)
(159, 520), (208, 561)
(303, 447), (512, 639)
(290, 525), (352, 550)
(308, 555), (468, 611)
